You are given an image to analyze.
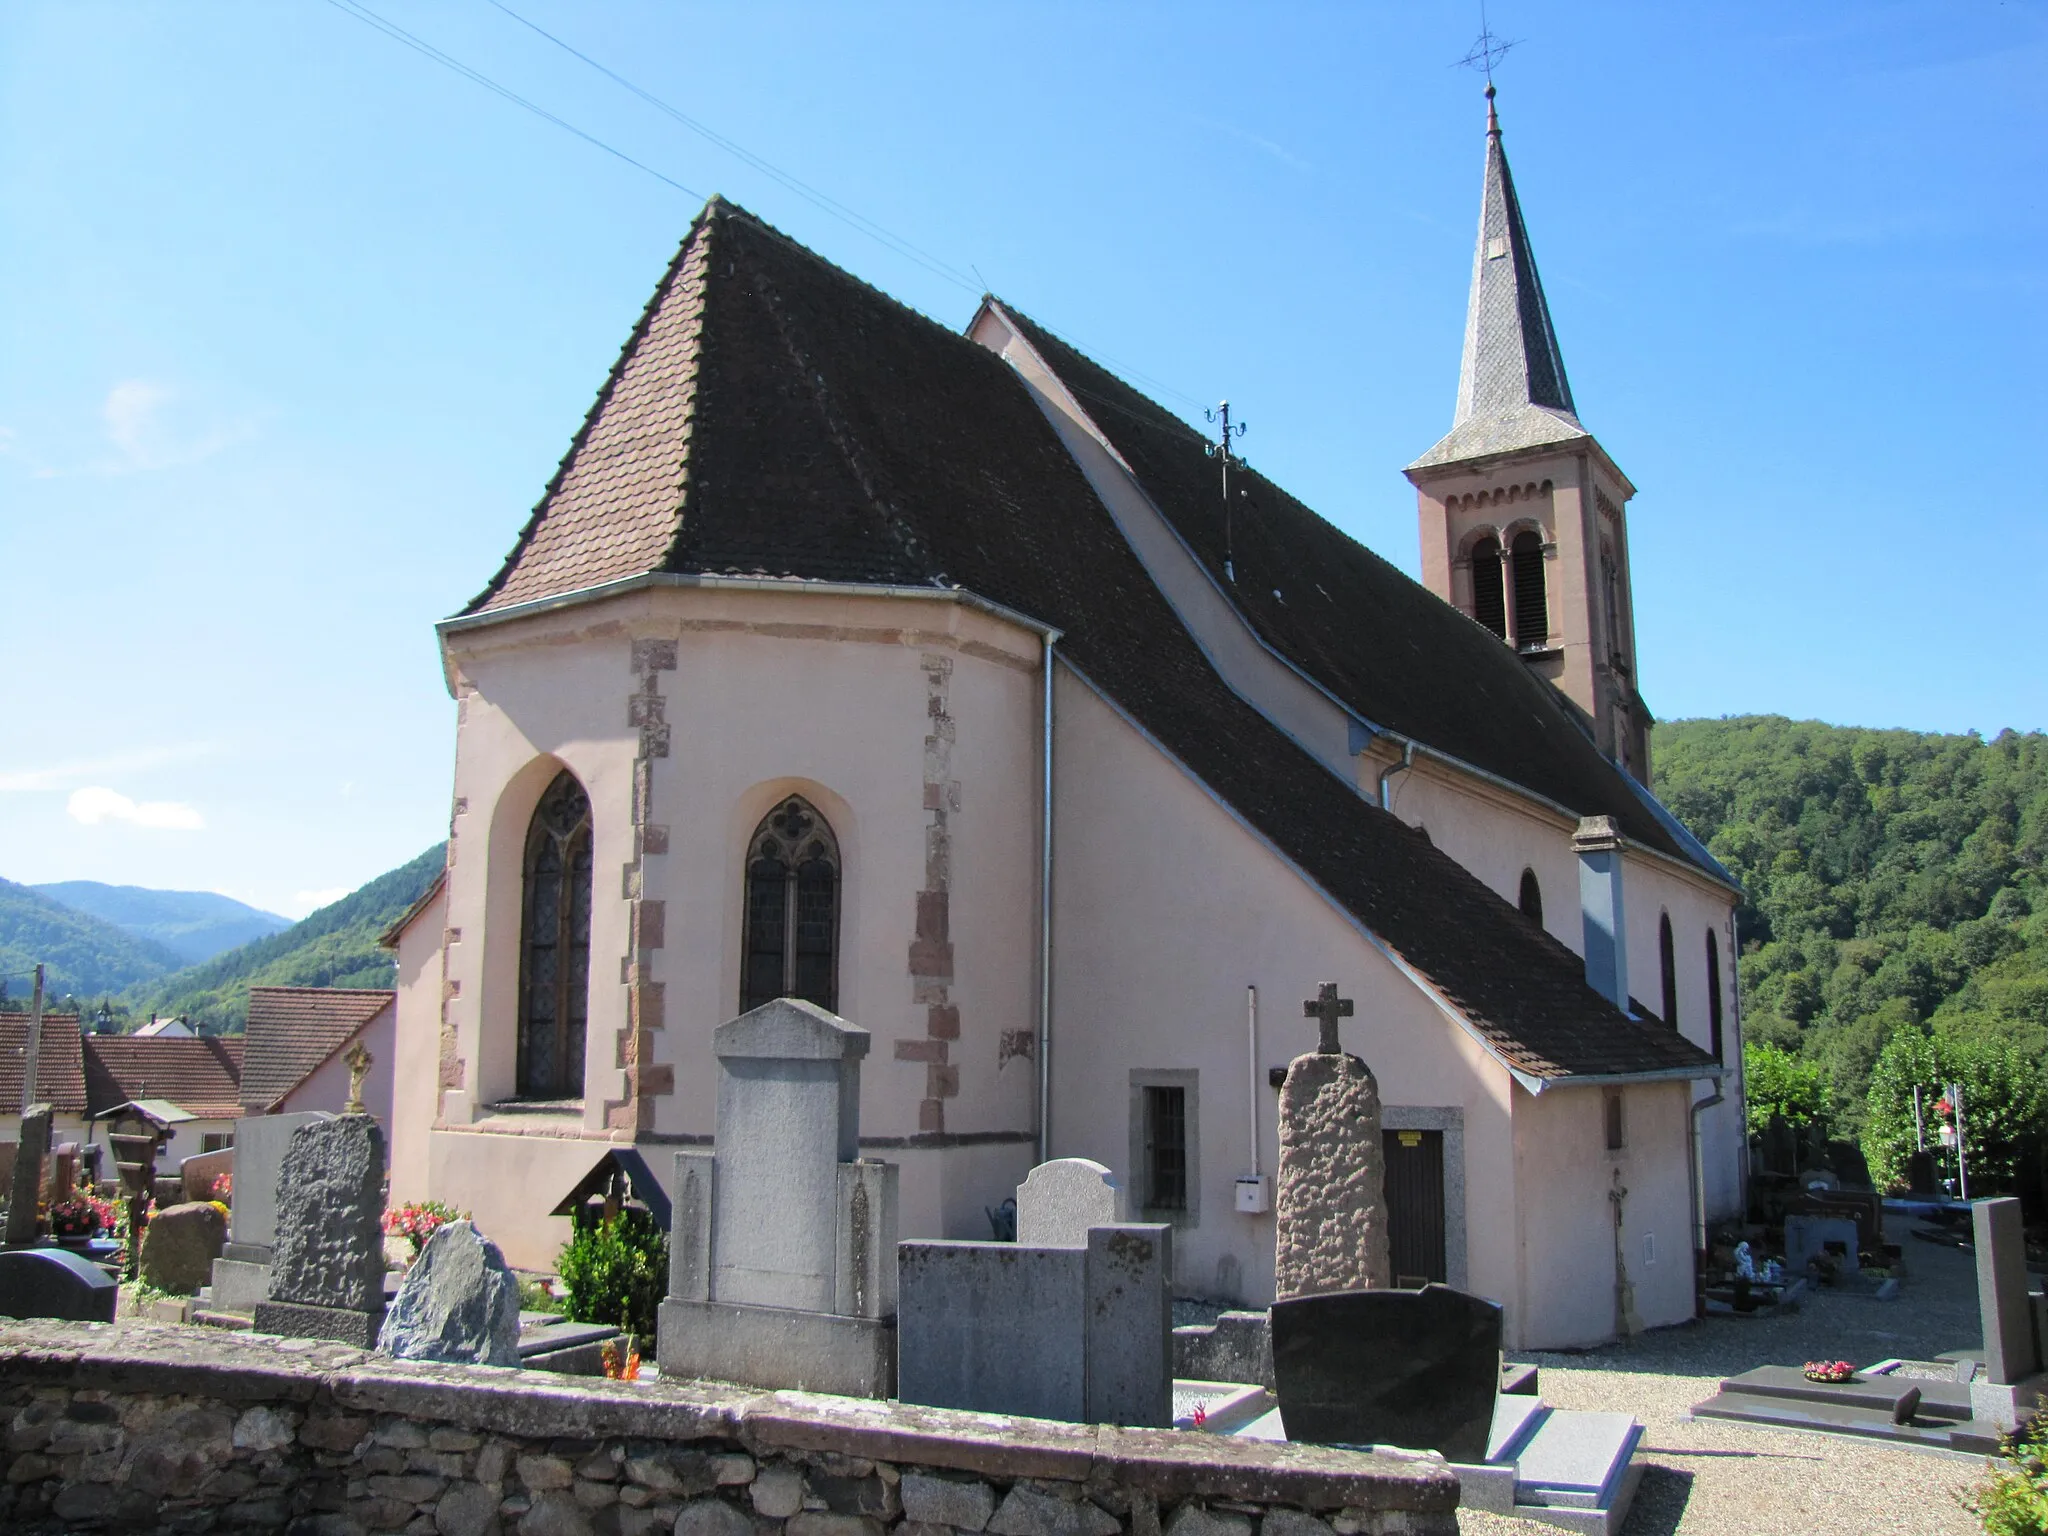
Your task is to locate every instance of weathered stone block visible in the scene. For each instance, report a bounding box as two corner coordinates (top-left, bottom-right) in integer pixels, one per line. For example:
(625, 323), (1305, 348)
(517, 1454), (576, 1491)
(378, 1221), (521, 1367)
(140, 1200), (229, 1295)
(901, 1471), (996, 1531)
(1274, 1053), (1389, 1300)
(672, 1495), (756, 1536)
(269, 1114), (387, 1314)
(1164, 1506), (1253, 1536)
(435, 1478), (499, 1536)
(232, 1404), (298, 1452)
(986, 1486), (1120, 1536)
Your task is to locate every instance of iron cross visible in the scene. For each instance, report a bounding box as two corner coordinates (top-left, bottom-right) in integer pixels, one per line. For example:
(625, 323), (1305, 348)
(1303, 982), (1354, 1055)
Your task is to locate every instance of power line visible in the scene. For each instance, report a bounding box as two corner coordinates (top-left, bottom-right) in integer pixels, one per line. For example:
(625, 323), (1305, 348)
(320, 0), (703, 200)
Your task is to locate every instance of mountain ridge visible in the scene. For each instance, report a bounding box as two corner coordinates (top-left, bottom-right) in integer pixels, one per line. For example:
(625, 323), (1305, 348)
(32, 880), (290, 965)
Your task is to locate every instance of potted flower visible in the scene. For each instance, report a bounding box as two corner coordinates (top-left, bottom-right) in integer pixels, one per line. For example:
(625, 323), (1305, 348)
(49, 1193), (113, 1240)
(1804, 1359), (1855, 1384)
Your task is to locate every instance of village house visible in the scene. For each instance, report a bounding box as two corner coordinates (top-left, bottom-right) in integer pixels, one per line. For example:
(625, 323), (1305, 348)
(238, 985), (396, 1129)
(384, 94), (1740, 1349)
(80, 1032), (244, 1162)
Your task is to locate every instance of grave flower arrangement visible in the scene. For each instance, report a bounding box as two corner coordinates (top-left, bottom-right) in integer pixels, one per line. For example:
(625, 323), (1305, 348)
(1803, 1359), (1855, 1383)
(47, 1192), (113, 1238)
(385, 1199), (466, 1260)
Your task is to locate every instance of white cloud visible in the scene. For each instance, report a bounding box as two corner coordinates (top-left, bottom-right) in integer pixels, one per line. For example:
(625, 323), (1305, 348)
(287, 887), (351, 918)
(66, 786), (204, 831)
(0, 743), (217, 793)
(95, 379), (252, 474)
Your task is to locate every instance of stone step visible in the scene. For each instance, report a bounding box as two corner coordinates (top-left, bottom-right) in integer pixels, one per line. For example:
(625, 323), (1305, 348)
(190, 1310), (253, 1331)
(1513, 1411), (1641, 1511)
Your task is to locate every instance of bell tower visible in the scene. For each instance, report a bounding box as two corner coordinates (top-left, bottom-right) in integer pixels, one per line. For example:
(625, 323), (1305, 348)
(1405, 86), (1651, 783)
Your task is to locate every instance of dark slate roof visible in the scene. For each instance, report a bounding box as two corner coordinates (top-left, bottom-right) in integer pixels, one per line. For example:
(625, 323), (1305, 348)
(996, 306), (1696, 868)
(240, 987), (394, 1114)
(0, 1015), (87, 1115)
(82, 1035), (244, 1121)
(1411, 87), (1587, 470)
(461, 199), (1714, 1083)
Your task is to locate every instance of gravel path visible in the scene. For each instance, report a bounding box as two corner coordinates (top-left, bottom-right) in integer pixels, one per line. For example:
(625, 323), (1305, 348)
(1458, 1237), (1997, 1536)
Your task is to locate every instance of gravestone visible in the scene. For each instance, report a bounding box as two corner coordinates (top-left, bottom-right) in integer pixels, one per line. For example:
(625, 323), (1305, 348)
(1758, 1114), (1797, 1177)
(1784, 1213), (1860, 1277)
(1824, 1140), (1874, 1191)
(140, 1201), (228, 1295)
(51, 1143), (77, 1204)
(1274, 984), (1389, 1299)
(0, 1247), (118, 1323)
(210, 1111), (330, 1316)
(659, 999), (899, 1397)
(252, 1114), (388, 1346)
(378, 1219), (521, 1366)
(1908, 1150), (1939, 1196)
(4, 1104), (52, 1248)
(1016, 1158), (1126, 1246)
(1975, 1198), (2041, 1386)
(180, 1147), (234, 1203)
(1271, 1284), (1502, 1462)
(897, 1221), (1172, 1424)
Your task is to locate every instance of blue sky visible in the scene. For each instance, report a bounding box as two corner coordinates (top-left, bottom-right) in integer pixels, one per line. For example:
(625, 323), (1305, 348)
(3, 2), (2043, 917)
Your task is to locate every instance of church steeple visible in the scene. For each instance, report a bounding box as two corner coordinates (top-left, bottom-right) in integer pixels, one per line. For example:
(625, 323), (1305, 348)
(1405, 87), (1652, 784)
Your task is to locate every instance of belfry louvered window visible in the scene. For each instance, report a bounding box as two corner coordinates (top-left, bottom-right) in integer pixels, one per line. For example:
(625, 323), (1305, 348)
(742, 797), (841, 1014)
(518, 770), (592, 1100)
(1511, 531), (1548, 650)
(1471, 538), (1507, 638)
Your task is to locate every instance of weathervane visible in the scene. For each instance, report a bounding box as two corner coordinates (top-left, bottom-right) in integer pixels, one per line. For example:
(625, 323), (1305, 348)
(1454, 0), (1519, 87)
(1205, 401), (1248, 583)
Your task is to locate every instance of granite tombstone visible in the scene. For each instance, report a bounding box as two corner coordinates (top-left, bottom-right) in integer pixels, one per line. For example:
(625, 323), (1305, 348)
(251, 1113), (387, 1346)
(1016, 1158), (1126, 1247)
(210, 1110), (330, 1317)
(0, 1246), (118, 1323)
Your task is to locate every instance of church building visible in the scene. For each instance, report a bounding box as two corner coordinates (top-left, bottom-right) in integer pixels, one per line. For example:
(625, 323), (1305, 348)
(385, 90), (1743, 1350)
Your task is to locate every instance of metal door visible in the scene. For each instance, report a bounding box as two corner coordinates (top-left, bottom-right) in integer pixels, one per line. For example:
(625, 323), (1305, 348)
(1381, 1128), (1447, 1286)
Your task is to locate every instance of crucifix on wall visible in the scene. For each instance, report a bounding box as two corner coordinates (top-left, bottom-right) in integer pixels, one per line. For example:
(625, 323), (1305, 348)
(1303, 982), (1354, 1055)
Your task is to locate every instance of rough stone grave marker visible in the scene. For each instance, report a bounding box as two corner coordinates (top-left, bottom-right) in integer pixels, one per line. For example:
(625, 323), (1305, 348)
(1275, 983), (1389, 1299)
(379, 1219), (521, 1366)
(141, 1202), (228, 1295)
(4, 1104), (52, 1249)
(660, 998), (898, 1397)
(1016, 1157), (1126, 1247)
(252, 1114), (388, 1346)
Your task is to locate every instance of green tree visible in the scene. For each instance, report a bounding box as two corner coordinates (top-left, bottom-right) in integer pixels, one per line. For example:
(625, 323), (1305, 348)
(1742, 1040), (1831, 1135)
(1862, 1026), (2048, 1193)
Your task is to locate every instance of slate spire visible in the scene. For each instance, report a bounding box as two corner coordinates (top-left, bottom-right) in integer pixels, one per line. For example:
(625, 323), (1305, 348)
(1454, 84), (1577, 428)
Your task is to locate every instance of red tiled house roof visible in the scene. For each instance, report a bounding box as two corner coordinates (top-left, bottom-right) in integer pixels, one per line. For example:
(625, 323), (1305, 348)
(0, 1015), (88, 1115)
(82, 1034), (244, 1121)
(239, 986), (394, 1114)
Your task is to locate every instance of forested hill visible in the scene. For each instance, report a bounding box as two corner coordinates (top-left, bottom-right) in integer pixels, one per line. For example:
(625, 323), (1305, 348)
(124, 843), (447, 1033)
(1652, 717), (2048, 1136)
(0, 878), (185, 998)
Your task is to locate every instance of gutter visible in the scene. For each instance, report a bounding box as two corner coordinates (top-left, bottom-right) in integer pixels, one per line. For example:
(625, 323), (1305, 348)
(1376, 739), (1415, 810)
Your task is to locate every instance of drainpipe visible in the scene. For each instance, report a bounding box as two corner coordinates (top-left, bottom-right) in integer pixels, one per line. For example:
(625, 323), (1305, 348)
(1376, 739), (1415, 811)
(1688, 1083), (1724, 1318)
(1037, 637), (1056, 1164)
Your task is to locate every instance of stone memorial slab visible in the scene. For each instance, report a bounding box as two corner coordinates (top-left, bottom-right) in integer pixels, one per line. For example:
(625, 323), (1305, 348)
(1512, 1411), (1642, 1510)
(1271, 1283), (1502, 1462)
(1784, 1213), (1860, 1276)
(180, 1147), (234, 1203)
(1016, 1158), (1126, 1247)
(140, 1201), (228, 1295)
(0, 1247), (118, 1322)
(1083, 1223), (1172, 1425)
(378, 1219), (520, 1366)
(4, 1104), (52, 1249)
(1976, 1198), (2041, 1386)
(658, 999), (899, 1397)
(252, 1113), (387, 1347)
(227, 1111), (330, 1257)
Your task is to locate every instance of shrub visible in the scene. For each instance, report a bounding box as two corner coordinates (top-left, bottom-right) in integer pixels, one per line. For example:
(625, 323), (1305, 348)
(1965, 1411), (2048, 1536)
(1743, 1040), (1832, 1135)
(555, 1210), (667, 1341)
(1863, 1026), (2048, 1192)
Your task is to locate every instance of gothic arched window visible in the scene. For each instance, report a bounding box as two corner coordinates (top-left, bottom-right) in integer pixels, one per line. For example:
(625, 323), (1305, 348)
(1658, 912), (1678, 1030)
(1707, 928), (1724, 1061)
(742, 797), (841, 1015)
(518, 770), (592, 1100)
(1471, 537), (1506, 638)
(1511, 531), (1548, 650)
(1518, 868), (1543, 925)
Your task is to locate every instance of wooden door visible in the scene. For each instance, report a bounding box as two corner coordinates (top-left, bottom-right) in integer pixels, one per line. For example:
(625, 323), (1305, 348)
(1382, 1128), (1448, 1286)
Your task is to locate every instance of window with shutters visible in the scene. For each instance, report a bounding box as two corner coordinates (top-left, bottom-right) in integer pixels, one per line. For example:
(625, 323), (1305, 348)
(518, 770), (593, 1100)
(741, 796), (841, 1015)
(1471, 537), (1507, 638)
(1511, 530), (1548, 650)
(1659, 912), (1678, 1030)
(1518, 868), (1543, 925)
(1707, 928), (1725, 1061)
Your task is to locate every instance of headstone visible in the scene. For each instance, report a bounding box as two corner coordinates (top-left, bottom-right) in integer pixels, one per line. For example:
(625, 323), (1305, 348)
(252, 1114), (388, 1346)
(1784, 1213), (1860, 1277)
(211, 1111), (331, 1317)
(1974, 1198), (2041, 1386)
(896, 1221), (1172, 1424)
(657, 999), (899, 1397)
(0, 1247), (119, 1323)
(1271, 1283), (1502, 1462)
(0, 1143), (15, 1194)
(1908, 1150), (1938, 1196)
(1824, 1140), (1874, 1191)
(1016, 1158), (1126, 1246)
(180, 1147), (234, 1203)
(378, 1219), (521, 1366)
(139, 1201), (229, 1295)
(1759, 1114), (1797, 1177)
(4, 1104), (52, 1248)
(1274, 985), (1389, 1300)
(51, 1144), (77, 1204)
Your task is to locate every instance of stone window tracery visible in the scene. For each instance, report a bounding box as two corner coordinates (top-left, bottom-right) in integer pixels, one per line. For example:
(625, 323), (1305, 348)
(518, 770), (592, 1100)
(742, 796), (841, 1014)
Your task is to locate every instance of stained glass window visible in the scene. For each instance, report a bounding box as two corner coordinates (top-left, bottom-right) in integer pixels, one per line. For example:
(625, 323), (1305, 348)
(741, 796), (840, 1014)
(518, 771), (592, 1099)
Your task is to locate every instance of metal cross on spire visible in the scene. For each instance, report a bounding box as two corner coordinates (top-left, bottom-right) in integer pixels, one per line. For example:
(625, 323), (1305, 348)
(1303, 982), (1354, 1056)
(1454, 1), (1519, 87)
(1205, 400), (1248, 583)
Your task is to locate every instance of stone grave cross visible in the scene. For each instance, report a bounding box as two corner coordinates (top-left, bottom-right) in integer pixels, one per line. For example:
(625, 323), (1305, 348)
(1303, 983), (1353, 1055)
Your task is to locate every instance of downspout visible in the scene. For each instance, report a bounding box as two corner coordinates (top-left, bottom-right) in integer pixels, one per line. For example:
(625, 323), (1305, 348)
(1376, 739), (1416, 811)
(1037, 637), (1056, 1164)
(1688, 1083), (1725, 1318)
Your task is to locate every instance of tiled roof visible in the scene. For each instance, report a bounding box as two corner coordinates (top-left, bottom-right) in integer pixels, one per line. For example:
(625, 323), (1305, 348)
(82, 1035), (244, 1121)
(0, 1015), (88, 1115)
(240, 987), (394, 1113)
(460, 200), (1715, 1083)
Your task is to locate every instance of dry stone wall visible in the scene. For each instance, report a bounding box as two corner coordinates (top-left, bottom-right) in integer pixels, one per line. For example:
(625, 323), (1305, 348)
(0, 1321), (1456, 1536)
